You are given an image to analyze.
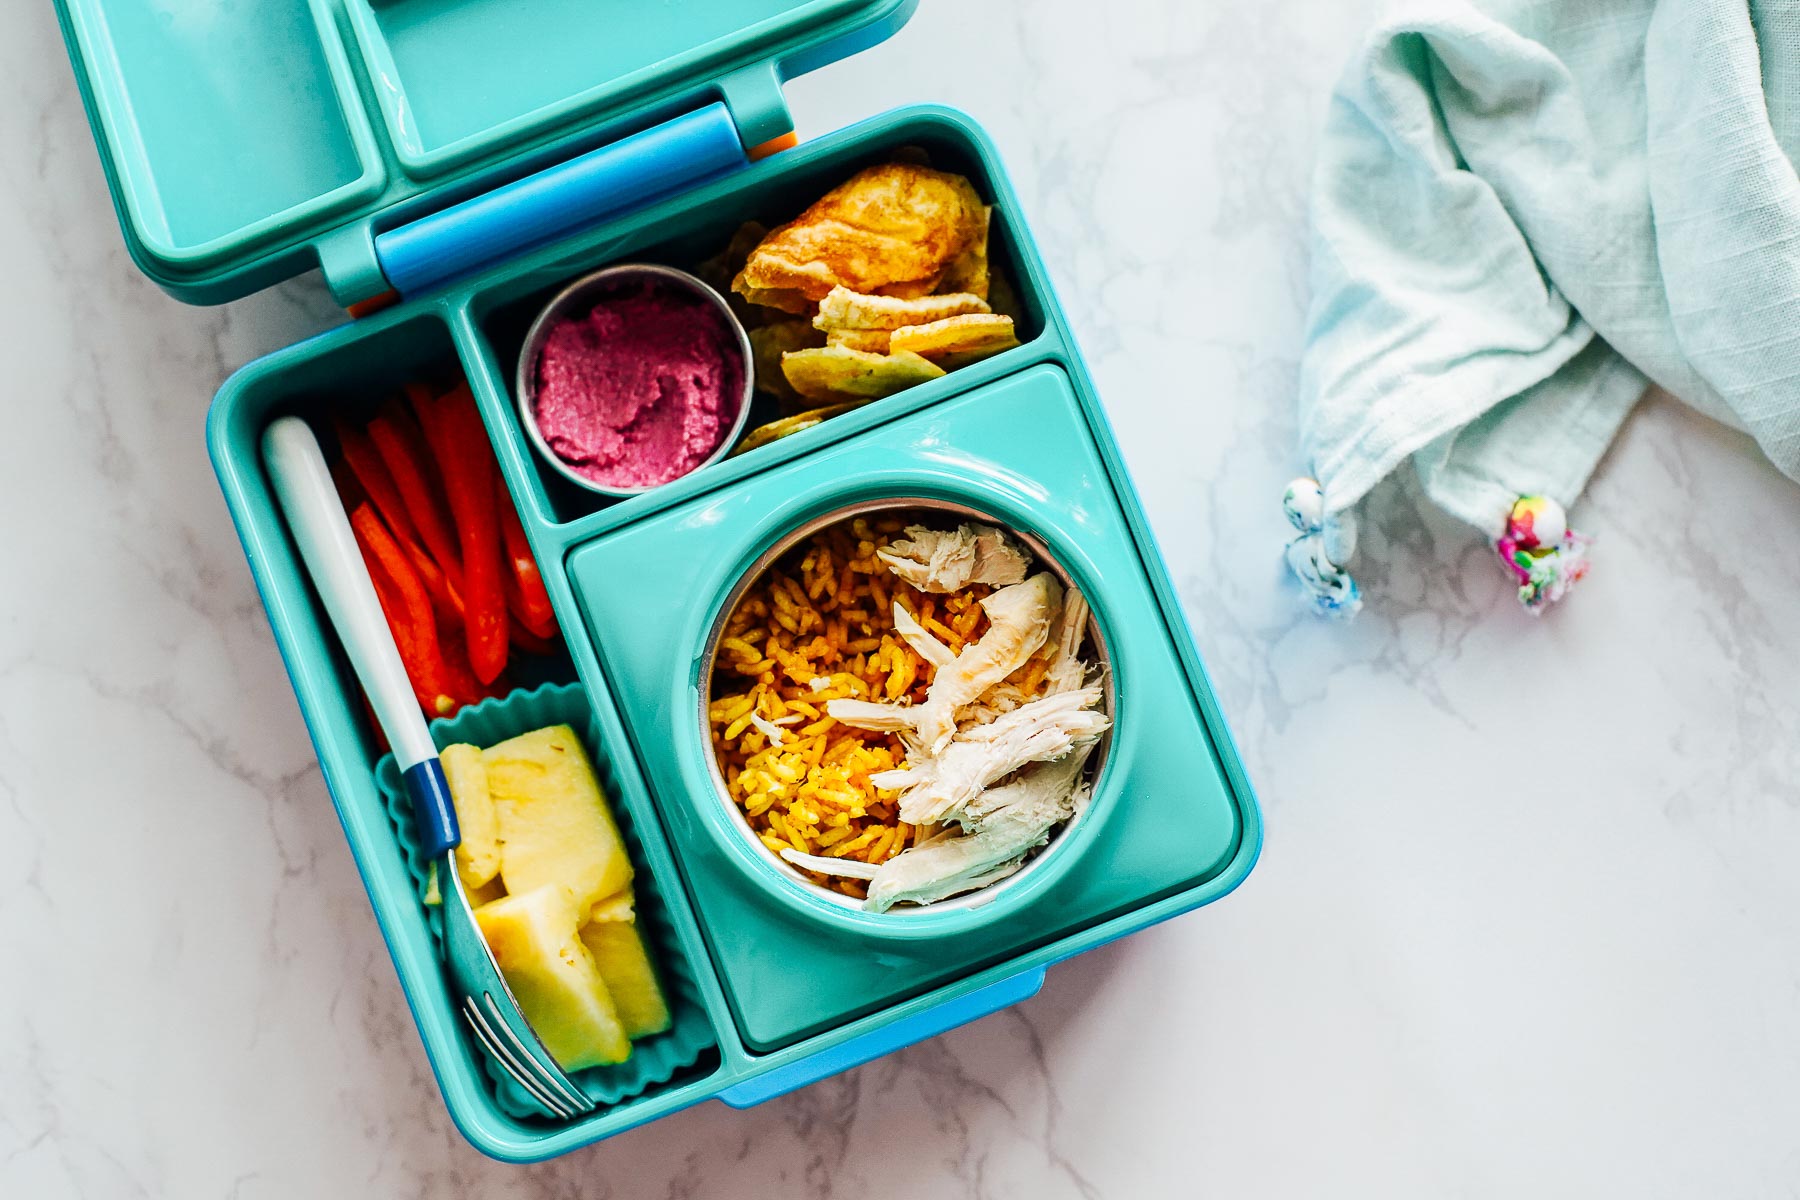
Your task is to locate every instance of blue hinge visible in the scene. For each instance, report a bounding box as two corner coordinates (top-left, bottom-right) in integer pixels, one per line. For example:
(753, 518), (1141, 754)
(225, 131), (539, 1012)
(369, 64), (793, 301)
(718, 965), (1048, 1109)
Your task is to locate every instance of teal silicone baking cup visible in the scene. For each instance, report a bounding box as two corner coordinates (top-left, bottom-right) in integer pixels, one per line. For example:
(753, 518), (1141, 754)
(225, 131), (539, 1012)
(375, 681), (713, 1119)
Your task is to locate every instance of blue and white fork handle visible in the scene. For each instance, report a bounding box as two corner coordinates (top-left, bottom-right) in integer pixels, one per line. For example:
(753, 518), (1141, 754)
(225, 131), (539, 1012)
(261, 415), (460, 860)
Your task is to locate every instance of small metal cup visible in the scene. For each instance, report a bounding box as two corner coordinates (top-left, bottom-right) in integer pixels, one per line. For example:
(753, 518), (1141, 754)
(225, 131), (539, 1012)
(516, 263), (755, 498)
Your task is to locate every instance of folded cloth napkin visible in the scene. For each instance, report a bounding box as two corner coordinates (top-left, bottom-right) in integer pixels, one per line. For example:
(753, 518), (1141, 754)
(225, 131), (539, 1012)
(1286, 0), (1800, 616)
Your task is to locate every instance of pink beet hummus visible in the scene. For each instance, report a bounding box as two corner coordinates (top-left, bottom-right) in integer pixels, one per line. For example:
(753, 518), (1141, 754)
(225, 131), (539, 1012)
(531, 276), (744, 490)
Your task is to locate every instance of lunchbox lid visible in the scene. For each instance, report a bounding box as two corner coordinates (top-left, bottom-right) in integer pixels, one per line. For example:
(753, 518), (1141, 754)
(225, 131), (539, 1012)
(53, 0), (917, 307)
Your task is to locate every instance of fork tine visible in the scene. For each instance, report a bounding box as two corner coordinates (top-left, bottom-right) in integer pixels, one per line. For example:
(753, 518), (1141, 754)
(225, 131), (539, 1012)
(436, 860), (593, 1120)
(463, 997), (575, 1120)
(480, 993), (595, 1114)
(463, 1000), (572, 1120)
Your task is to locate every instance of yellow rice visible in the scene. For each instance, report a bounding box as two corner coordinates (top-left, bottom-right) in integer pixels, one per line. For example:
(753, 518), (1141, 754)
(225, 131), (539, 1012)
(708, 514), (1001, 899)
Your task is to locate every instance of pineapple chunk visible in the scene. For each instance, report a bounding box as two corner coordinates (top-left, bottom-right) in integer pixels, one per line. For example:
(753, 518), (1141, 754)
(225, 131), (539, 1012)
(484, 725), (632, 908)
(467, 876), (507, 907)
(440, 744), (502, 891)
(587, 888), (635, 925)
(475, 886), (630, 1070)
(579, 917), (671, 1040)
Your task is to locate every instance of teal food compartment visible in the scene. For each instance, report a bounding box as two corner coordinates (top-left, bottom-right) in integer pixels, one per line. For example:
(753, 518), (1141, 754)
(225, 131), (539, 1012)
(573, 368), (1243, 1050)
(60, 0), (1261, 1164)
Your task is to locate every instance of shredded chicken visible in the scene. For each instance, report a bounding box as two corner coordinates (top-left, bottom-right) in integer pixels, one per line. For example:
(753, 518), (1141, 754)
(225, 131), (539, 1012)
(877, 523), (1030, 592)
(829, 573), (1062, 754)
(821, 698), (920, 737)
(865, 747), (1094, 912)
(892, 602), (955, 669)
(749, 711), (802, 747)
(1044, 587), (1090, 695)
(958, 682), (1034, 725)
(875, 686), (1110, 826)
(778, 849), (881, 880)
(956, 589), (1089, 724)
(913, 573), (1060, 752)
(961, 742), (1095, 832)
(868, 857), (1026, 911)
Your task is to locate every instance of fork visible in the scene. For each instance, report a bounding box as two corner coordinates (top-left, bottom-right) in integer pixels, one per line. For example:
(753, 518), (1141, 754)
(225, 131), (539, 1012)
(263, 415), (595, 1121)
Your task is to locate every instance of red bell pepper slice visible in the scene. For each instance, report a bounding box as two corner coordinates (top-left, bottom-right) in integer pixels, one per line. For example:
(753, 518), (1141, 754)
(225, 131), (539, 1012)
(343, 400), (467, 635)
(367, 401), (464, 593)
(335, 415), (424, 557)
(412, 383), (508, 686)
(349, 503), (484, 716)
(406, 538), (466, 631)
(350, 503), (454, 715)
(496, 468), (557, 639)
(441, 631), (504, 708)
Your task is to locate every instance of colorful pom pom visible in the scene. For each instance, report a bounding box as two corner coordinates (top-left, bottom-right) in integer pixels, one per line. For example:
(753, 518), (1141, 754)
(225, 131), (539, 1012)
(1495, 495), (1590, 614)
(1505, 495), (1567, 551)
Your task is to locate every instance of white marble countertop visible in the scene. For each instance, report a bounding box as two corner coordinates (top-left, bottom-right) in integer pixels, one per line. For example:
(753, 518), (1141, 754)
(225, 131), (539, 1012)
(7, 1), (1800, 1196)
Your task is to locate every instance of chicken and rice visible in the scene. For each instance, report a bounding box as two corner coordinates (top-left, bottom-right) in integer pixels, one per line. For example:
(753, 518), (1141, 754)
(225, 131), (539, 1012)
(707, 511), (1109, 911)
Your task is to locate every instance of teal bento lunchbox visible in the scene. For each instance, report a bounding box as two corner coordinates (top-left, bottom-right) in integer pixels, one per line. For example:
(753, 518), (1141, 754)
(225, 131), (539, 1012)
(55, 0), (1263, 1162)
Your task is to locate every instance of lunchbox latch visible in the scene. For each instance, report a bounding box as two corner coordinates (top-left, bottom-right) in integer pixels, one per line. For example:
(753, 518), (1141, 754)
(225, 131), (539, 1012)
(718, 62), (794, 160)
(317, 225), (387, 310)
(369, 67), (795, 303)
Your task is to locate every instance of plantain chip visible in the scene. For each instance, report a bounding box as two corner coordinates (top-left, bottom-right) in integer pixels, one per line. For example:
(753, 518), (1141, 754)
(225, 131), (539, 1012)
(812, 286), (991, 332)
(874, 276), (943, 300)
(732, 401), (871, 456)
(781, 346), (946, 402)
(749, 321), (826, 402)
(888, 313), (1019, 363)
(733, 162), (987, 303)
(734, 283), (816, 316)
(939, 206), (991, 301)
(825, 328), (892, 354)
